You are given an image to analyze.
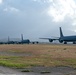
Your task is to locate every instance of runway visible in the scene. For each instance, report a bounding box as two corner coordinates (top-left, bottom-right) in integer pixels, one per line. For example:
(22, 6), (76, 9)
(0, 66), (76, 75)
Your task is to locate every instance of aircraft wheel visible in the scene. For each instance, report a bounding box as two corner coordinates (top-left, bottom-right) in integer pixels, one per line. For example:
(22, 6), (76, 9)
(64, 41), (67, 44)
(73, 42), (76, 44)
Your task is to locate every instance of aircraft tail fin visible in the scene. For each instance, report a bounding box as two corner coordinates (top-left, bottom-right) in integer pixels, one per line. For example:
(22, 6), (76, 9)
(60, 27), (63, 37)
(21, 34), (23, 41)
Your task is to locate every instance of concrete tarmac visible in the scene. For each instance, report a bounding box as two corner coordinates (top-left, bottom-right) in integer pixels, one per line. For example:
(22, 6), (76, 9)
(0, 66), (76, 75)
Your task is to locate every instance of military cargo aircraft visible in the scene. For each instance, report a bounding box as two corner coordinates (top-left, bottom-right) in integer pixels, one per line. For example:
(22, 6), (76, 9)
(40, 27), (76, 44)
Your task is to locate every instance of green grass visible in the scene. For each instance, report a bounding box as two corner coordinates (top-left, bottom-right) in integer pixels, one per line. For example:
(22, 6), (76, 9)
(64, 58), (76, 68)
(0, 55), (76, 68)
(0, 44), (76, 68)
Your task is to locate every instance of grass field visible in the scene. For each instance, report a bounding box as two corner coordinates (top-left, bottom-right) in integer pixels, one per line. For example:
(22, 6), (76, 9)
(0, 44), (76, 68)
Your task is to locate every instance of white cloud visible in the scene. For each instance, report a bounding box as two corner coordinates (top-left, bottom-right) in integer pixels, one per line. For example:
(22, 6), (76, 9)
(33, 0), (53, 3)
(47, 0), (76, 22)
(73, 30), (76, 32)
(32, 0), (50, 3)
(3, 7), (20, 13)
(70, 29), (76, 33)
(0, 0), (3, 4)
(32, 0), (76, 23)
(33, 0), (37, 1)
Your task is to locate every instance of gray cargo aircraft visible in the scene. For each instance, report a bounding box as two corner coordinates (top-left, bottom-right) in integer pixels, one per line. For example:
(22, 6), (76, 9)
(18, 34), (30, 44)
(40, 27), (76, 44)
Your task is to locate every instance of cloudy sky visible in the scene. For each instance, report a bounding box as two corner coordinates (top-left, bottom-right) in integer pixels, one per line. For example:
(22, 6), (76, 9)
(0, 0), (76, 41)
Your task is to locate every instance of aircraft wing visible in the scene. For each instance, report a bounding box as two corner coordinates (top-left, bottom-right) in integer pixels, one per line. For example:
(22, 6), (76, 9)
(40, 37), (59, 40)
(39, 37), (59, 42)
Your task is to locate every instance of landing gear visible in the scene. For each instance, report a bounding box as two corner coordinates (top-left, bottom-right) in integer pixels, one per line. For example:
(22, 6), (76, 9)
(64, 41), (67, 44)
(73, 42), (76, 44)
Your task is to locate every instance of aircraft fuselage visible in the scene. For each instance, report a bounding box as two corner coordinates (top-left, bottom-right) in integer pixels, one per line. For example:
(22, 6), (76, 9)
(60, 36), (76, 42)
